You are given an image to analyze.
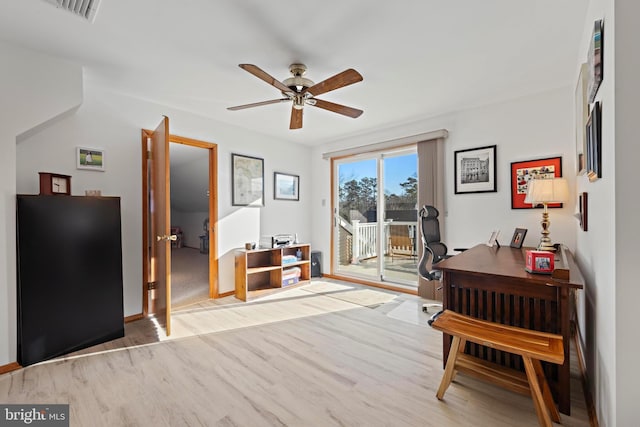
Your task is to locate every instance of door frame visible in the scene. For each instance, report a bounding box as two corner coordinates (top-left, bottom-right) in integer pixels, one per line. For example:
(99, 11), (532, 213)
(141, 131), (219, 316)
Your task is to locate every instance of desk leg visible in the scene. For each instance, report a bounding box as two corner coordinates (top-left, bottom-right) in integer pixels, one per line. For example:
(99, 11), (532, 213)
(441, 271), (452, 370)
(559, 286), (571, 415)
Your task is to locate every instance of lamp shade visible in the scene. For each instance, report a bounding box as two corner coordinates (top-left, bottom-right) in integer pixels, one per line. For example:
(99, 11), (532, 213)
(524, 177), (569, 204)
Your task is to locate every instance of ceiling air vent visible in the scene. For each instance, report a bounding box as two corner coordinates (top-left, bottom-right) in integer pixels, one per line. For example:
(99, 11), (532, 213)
(43, 0), (102, 23)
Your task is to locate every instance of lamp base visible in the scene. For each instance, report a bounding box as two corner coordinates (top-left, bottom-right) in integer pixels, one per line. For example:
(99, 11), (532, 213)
(537, 242), (557, 252)
(537, 204), (556, 252)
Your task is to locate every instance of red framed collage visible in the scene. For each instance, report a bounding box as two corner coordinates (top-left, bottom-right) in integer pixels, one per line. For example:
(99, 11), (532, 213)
(510, 156), (563, 209)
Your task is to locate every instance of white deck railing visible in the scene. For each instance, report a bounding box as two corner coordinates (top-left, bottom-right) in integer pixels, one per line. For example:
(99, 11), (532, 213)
(350, 220), (417, 264)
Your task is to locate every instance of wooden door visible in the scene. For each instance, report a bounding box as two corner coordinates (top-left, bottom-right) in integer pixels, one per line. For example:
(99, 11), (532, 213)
(150, 116), (172, 335)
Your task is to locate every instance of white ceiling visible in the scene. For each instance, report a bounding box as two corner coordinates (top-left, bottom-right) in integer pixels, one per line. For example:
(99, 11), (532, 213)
(0, 0), (588, 146)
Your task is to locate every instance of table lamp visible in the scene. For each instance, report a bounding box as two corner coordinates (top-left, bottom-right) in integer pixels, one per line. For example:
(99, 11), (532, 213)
(524, 177), (569, 252)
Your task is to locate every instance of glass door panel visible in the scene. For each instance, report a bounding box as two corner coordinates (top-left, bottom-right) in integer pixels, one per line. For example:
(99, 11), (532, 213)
(382, 152), (418, 285)
(335, 158), (378, 280)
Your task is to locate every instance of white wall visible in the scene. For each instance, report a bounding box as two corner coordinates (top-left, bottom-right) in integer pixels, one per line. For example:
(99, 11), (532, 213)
(311, 86), (578, 273)
(15, 83), (313, 314)
(0, 41), (83, 366)
(573, 1), (618, 425)
(574, 0), (640, 425)
(613, 1), (640, 424)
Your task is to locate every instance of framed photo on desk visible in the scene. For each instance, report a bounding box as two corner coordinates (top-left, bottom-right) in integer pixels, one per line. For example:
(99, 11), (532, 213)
(510, 228), (527, 249)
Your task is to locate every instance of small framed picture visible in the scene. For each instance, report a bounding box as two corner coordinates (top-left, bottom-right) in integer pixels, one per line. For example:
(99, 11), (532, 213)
(454, 145), (497, 194)
(76, 147), (105, 171)
(509, 228), (528, 249)
(274, 172), (300, 201)
(486, 230), (501, 248)
(579, 192), (588, 231)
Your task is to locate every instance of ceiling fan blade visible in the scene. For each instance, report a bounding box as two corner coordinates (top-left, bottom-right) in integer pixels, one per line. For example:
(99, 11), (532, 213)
(239, 64), (294, 95)
(227, 98), (290, 111)
(311, 98), (363, 118)
(290, 107), (303, 130)
(303, 69), (363, 97)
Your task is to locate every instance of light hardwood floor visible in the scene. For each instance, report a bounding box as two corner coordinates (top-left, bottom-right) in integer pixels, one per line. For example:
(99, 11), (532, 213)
(0, 280), (589, 426)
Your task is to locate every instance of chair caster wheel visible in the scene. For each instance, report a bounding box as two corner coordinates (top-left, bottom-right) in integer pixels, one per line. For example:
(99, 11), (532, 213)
(422, 303), (442, 313)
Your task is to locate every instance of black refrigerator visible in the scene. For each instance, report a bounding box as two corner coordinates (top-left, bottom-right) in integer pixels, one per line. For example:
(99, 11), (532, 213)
(16, 195), (124, 366)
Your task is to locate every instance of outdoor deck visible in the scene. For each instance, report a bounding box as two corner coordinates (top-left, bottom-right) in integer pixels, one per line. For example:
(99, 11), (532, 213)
(337, 254), (418, 285)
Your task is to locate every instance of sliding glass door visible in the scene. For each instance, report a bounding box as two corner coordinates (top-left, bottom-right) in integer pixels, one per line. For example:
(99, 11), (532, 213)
(334, 148), (418, 286)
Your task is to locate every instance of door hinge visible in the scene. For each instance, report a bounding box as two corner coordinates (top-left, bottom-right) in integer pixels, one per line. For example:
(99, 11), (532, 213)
(147, 150), (152, 160)
(147, 282), (156, 291)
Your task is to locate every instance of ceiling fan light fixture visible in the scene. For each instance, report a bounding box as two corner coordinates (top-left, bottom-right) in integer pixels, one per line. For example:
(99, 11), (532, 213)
(282, 76), (314, 91)
(293, 95), (305, 110)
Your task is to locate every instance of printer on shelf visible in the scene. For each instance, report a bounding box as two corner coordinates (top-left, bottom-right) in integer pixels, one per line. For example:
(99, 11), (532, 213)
(259, 234), (295, 249)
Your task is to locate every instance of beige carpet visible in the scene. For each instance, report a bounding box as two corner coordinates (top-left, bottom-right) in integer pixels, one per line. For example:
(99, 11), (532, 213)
(170, 246), (209, 308)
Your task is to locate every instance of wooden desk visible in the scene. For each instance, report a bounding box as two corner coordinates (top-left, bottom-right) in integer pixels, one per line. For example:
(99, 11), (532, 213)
(436, 244), (584, 415)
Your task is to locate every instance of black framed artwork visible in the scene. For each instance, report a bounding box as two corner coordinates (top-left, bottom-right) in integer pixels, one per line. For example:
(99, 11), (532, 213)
(231, 153), (264, 206)
(273, 172), (300, 201)
(586, 102), (602, 182)
(454, 145), (497, 194)
(579, 192), (588, 231)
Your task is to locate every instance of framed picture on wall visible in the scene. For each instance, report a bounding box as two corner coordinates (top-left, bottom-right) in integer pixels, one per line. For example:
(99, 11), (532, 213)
(586, 102), (602, 182)
(454, 145), (497, 194)
(587, 19), (604, 103)
(76, 147), (105, 171)
(273, 172), (299, 200)
(578, 192), (588, 231)
(231, 153), (264, 206)
(575, 63), (589, 175)
(510, 156), (562, 209)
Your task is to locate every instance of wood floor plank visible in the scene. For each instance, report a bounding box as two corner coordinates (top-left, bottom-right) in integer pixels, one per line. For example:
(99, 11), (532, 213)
(0, 280), (590, 427)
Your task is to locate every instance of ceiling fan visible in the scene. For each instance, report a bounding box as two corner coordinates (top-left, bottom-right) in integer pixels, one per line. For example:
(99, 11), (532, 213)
(227, 63), (363, 130)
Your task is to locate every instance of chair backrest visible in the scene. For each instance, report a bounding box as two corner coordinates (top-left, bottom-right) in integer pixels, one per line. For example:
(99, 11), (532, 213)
(418, 205), (449, 279)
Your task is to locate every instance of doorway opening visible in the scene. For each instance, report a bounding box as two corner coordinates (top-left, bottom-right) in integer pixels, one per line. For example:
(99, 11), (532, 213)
(169, 142), (212, 308)
(141, 132), (218, 318)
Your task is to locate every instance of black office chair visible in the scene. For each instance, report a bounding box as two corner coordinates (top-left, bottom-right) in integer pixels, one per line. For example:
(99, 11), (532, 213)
(418, 205), (455, 314)
(418, 205), (451, 281)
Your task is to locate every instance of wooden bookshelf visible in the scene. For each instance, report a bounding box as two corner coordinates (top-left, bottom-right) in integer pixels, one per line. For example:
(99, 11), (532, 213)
(235, 244), (311, 301)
